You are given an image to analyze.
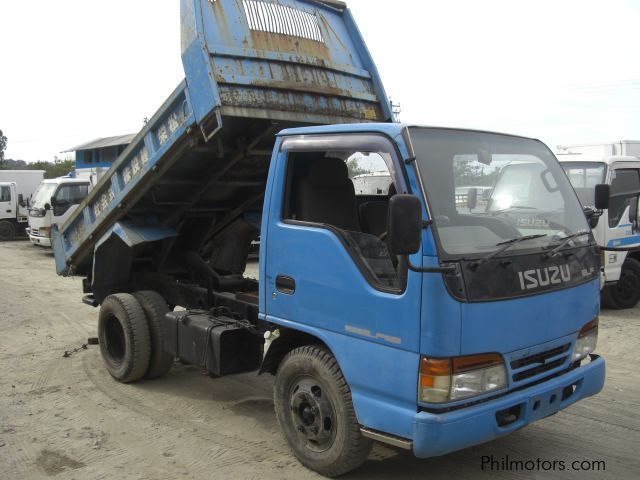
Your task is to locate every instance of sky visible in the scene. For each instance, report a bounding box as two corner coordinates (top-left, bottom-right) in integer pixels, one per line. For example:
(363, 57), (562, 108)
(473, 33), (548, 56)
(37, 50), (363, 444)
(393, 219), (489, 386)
(1, 0), (639, 162)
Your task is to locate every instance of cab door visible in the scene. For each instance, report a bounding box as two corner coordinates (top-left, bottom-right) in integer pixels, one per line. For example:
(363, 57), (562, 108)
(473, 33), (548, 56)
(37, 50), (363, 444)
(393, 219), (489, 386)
(604, 167), (640, 267)
(0, 183), (15, 220)
(261, 133), (423, 439)
(51, 183), (89, 227)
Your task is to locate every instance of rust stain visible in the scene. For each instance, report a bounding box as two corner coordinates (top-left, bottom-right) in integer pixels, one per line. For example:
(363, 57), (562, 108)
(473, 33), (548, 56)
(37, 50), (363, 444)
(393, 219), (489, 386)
(249, 79), (348, 99)
(210, 0), (234, 46)
(219, 86), (382, 122)
(249, 30), (331, 62)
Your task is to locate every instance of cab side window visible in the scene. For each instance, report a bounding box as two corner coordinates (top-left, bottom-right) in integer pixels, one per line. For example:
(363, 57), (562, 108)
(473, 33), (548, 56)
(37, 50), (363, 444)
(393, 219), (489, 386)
(609, 169), (640, 227)
(283, 150), (402, 291)
(0, 186), (10, 202)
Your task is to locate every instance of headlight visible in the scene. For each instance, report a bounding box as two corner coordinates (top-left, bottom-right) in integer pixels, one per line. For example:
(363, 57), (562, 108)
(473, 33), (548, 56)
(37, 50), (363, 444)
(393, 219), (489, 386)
(572, 318), (598, 362)
(39, 226), (51, 237)
(419, 353), (507, 403)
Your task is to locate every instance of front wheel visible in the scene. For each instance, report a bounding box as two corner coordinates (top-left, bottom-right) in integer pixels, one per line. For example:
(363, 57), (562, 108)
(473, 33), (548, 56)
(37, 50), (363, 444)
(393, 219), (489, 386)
(0, 220), (16, 241)
(274, 345), (372, 477)
(603, 258), (640, 309)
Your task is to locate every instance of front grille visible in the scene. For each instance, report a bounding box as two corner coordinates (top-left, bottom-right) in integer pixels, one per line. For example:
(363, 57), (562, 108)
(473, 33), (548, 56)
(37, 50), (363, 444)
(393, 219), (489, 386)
(510, 343), (571, 382)
(31, 228), (39, 236)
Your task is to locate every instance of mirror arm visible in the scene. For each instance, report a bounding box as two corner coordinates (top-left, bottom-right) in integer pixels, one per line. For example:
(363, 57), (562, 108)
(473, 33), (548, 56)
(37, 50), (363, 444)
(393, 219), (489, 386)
(407, 259), (457, 274)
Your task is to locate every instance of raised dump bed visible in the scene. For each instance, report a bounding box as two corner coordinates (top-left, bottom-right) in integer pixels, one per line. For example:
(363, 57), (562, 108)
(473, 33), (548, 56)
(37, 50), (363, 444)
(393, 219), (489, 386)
(53, 0), (392, 286)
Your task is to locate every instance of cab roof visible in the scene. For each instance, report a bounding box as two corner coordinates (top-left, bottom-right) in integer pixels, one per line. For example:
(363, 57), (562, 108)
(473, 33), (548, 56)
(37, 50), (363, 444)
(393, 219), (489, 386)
(277, 123), (540, 142)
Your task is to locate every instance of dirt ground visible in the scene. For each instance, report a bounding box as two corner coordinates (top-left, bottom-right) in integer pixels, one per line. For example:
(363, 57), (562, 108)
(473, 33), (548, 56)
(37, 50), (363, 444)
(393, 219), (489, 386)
(1, 240), (639, 480)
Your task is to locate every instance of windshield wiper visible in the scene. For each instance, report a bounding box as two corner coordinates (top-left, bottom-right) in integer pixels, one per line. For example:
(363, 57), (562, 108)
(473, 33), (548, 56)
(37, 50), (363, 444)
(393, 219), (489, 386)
(469, 234), (547, 269)
(544, 230), (591, 259)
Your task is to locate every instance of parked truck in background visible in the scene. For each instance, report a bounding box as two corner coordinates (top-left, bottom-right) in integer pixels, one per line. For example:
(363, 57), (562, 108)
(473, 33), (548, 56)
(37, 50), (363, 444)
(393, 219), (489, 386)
(0, 170), (46, 241)
(51, 0), (605, 476)
(558, 142), (640, 309)
(27, 174), (91, 247)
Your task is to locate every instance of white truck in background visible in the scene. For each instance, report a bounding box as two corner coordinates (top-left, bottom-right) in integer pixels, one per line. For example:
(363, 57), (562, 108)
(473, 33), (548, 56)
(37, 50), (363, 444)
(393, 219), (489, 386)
(558, 141), (640, 309)
(0, 170), (46, 241)
(27, 174), (90, 247)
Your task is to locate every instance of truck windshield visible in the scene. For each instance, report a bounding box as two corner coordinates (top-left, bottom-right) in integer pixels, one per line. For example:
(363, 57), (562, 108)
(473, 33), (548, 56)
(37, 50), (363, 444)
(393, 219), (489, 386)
(31, 183), (57, 209)
(408, 128), (591, 258)
(560, 161), (606, 206)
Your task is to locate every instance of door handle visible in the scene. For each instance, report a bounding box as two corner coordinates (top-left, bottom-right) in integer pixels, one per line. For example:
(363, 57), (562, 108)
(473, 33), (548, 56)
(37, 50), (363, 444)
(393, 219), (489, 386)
(276, 275), (296, 295)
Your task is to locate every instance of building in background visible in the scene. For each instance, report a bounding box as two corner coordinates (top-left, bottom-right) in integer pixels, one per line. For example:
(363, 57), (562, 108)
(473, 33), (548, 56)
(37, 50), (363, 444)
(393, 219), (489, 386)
(65, 134), (135, 182)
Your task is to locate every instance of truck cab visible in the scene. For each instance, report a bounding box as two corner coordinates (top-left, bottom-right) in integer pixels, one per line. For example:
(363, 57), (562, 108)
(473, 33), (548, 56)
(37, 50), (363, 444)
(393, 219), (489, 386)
(0, 170), (46, 241)
(257, 125), (604, 460)
(0, 182), (23, 240)
(559, 155), (640, 308)
(28, 176), (90, 247)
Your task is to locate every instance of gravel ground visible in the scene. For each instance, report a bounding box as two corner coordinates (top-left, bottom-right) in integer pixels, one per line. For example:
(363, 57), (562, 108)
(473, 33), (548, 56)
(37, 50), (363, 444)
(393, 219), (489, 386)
(1, 240), (639, 479)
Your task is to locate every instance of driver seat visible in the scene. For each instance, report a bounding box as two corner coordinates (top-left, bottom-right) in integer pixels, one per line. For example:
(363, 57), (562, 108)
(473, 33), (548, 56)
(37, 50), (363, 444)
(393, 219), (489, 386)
(295, 158), (360, 231)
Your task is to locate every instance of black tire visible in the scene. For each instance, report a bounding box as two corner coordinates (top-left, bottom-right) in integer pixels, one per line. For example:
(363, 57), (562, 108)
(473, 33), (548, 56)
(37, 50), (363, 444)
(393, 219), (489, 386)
(133, 291), (174, 379)
(604, 258), (640, 309)
(274, 345), (372, 477)
(0, 220), (16, 241)
(600, 287), (617, 309)
(98, 294), (151, 383)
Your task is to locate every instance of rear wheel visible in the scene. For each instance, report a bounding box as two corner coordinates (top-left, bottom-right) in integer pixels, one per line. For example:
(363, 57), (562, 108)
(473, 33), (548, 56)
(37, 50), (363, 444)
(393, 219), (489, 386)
(604, 258), (640, 309)
(98, 294), (151, 383)
(601, 288), (617, 309)
(0, 220), (16, 241)
(274, 345), (372, 477)
(133, 291), (174, 379)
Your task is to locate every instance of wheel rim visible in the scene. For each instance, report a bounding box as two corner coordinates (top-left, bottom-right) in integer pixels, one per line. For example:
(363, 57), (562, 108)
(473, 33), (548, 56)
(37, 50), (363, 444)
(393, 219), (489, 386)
(288, 377), (336, 453)
(614, 270), (640, 303)
(104, 315), (126, 365)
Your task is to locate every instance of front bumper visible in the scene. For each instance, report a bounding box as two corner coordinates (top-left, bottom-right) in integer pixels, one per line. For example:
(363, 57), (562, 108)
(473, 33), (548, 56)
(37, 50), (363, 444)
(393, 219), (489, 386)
(29, 232), (51, 247)
(412, 355), (605, 458)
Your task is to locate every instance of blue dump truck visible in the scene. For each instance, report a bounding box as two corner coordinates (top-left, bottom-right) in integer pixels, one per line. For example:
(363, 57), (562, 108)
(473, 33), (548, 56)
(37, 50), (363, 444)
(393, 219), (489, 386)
(52, 0), (605, 476)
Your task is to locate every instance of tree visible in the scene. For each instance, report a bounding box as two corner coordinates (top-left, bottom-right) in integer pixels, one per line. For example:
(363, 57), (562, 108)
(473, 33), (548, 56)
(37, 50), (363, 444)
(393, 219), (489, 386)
(0, 156), (75, 179)
(454, 158), (499, 187)
(346, 157), (367, 178)
(0, 129), (7, 164)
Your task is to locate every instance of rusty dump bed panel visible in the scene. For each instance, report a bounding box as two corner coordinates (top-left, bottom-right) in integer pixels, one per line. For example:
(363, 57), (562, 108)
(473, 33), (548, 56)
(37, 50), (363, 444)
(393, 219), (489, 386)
(183, 0), (392, 128)
(53, 0), (391, 276)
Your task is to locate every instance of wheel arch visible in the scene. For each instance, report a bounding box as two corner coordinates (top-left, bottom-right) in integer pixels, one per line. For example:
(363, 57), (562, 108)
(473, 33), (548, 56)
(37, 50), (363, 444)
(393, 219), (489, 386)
(627, 251), (640, 264)
(260, 327), (334, 376)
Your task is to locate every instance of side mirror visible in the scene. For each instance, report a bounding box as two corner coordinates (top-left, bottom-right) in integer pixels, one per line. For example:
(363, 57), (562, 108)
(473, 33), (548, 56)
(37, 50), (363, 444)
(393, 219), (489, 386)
(583, 206), (601, 229)
(630, 196), (639, 232)
(18, 194), (25, 207)
(387, 194), (422, 255)
(44, 203), (51, 211)
(467, 188), (478, 210)
(594, 184), (610, 210)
